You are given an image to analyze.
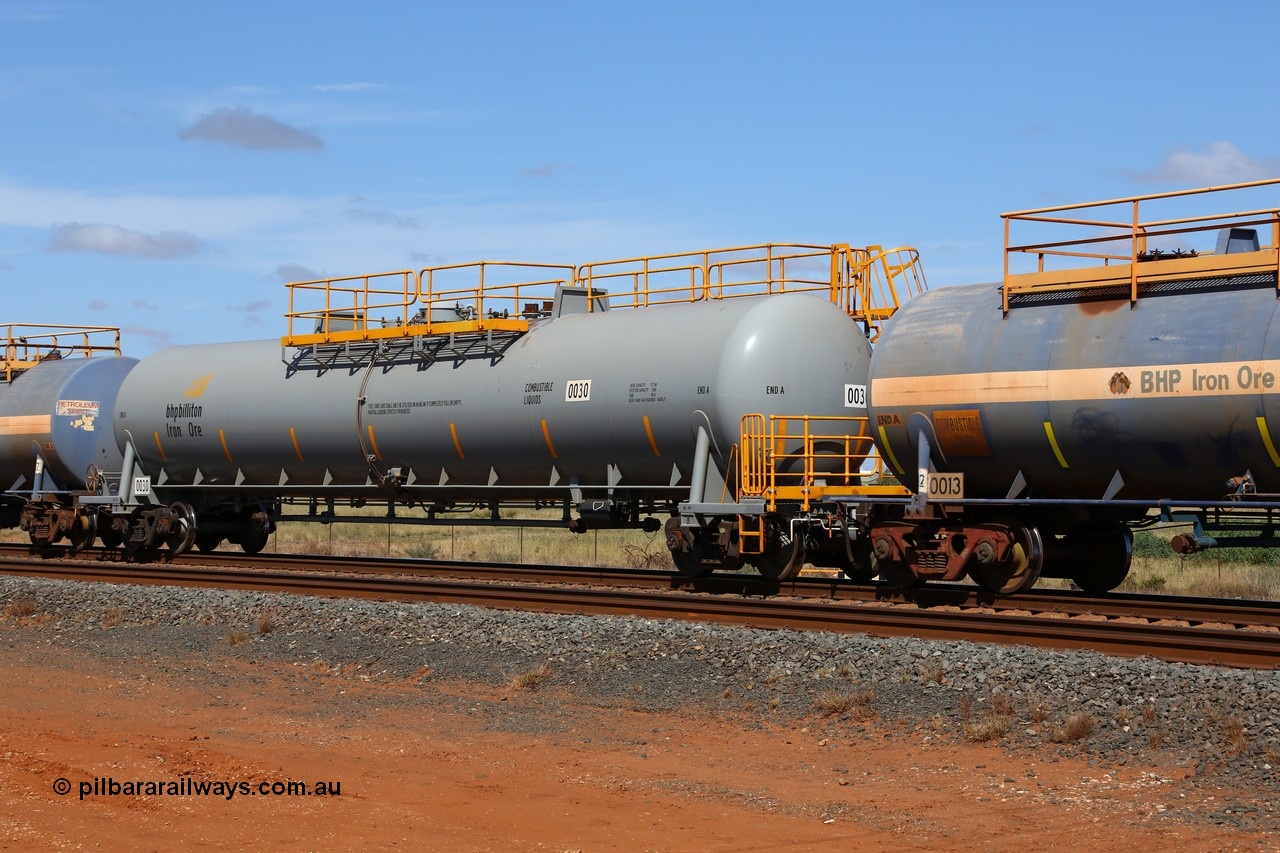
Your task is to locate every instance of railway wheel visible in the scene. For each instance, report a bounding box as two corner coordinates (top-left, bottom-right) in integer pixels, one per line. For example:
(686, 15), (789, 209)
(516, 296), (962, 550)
(817, 531), (875, 582)
(666, 518), (712, 578)
(1069, 525), (1133, 594)
(753, 515), (805, 581)
(971, 515), (1043, 595)
(66, 508), (97, 553)
(195, 534), (221, 553)
(164, 502), (198, 556)
(99, 518), (124, 550)
(838, 534), (876, 583)
(237, 524), (269, 555)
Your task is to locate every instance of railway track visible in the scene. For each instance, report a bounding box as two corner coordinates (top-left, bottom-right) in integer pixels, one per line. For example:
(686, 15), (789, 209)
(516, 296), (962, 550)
(1, 543), (1278, 669)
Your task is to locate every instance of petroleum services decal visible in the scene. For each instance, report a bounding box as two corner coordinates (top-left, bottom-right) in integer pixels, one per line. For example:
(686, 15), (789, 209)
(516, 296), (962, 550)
(57, 399), (99, 432)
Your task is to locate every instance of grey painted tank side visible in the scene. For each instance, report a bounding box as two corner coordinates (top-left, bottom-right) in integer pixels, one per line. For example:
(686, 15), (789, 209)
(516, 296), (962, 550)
(868, 281), (1280, 502)
(114, 294), (870, 499)
(0, 356), (138, 492)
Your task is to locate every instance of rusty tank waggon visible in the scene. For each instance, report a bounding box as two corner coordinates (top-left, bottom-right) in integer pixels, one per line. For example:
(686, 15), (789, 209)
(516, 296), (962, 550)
(863, 178), (1280, 594)
(0, 325), (135, 546)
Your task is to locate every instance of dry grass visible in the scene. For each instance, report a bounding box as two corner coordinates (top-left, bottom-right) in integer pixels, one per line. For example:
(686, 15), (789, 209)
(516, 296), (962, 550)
(989, 692), (1015, 717)
(508, 663), (553, 691)
(813, 688), (877, 720)
(1264, 744), (1280, 765)
(964, 716), (1012, 743)
(1115, 528), (1280, 599)
(3, 599), (37, 619)
(103, 607), (125, 628)
(1222, 716), (1249, 755)
(1142, 702), (1157, 723)
(961, 691), (1017, 743)
(919, 660), (945, 684)
(272, 506), (672, 569)
(226, 630), (249, 647)
(256, 612), (275, 634)
(1053, 711), (1098, 743)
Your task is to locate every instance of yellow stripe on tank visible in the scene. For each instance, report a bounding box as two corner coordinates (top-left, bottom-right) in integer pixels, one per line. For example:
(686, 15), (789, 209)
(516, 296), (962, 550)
(367, 424), (383, 461)
(877, 424), (903, 473)
(153, 431), (168, 464)
(643, 415), (662, 457)
(541, 418), (558, 459)
(219, 429), (234, 463)
(1043, 421), (1069, 469)
(449, 422), (465, 461)
(289, 427), (305, 462)
(1257, 417), (1280, 467)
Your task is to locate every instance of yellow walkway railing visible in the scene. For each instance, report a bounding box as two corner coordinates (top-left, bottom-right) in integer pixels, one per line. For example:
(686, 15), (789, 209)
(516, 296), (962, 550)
(1002, 178), (1280, 311)
(737, 413), (908, 513)
(2, 323), (122, 382)
(283, 243), (927, 347)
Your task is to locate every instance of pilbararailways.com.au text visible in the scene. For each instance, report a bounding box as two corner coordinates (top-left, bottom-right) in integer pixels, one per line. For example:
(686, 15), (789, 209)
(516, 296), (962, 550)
(56, 776), (342, 801)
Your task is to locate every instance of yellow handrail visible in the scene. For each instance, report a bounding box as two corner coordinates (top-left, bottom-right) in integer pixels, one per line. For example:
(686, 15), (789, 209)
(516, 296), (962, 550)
(283, 270), (418, 344)
(282, 241), (928, 347)
(1002, 178), (1280, 310)
(737, 413), (905, 512)
(1, 323), (122, 382)
(418, 261), (576, 334)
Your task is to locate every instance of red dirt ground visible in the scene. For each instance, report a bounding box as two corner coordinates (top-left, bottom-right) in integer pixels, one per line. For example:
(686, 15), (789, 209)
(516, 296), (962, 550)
(1, 640), (1274, 851)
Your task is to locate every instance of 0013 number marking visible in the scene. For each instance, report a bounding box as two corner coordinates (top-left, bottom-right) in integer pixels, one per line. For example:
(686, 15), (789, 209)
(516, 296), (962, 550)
(919, 472), (964, 500)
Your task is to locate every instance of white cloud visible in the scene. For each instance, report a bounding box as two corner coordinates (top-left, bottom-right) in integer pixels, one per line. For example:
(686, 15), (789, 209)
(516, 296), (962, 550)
(226, 85), (282, 97)
(0, 3), (75, 23)
(313, 83), (388, 93)
(1130, 141), (1280, 185)
(229, 299), (272, 313)
(345, 207), (421, 230)
(0, 175), (707, 286)
(120, 324), (176, 348)
(0, 176), (314, 236)
(179, 106), (324, 152)
(520, 163), (573, 179)
(48, 223), (205, 259)
(275, 263), (322, 282)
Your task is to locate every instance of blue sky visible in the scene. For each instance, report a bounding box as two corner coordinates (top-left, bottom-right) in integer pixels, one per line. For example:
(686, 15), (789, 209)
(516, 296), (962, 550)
(3, 0), (1278, 354)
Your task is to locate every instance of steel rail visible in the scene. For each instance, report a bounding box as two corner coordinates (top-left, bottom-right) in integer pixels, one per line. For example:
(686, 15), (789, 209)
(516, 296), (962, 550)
(0, 553), (1277, 670)
(3, 542), (1280, 628)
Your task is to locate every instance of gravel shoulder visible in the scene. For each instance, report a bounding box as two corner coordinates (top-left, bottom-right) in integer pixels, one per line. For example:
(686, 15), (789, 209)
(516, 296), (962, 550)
(2, 575), (1278, 850)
